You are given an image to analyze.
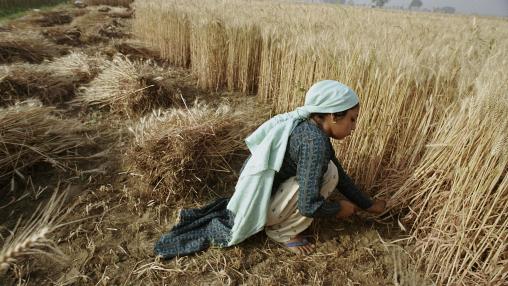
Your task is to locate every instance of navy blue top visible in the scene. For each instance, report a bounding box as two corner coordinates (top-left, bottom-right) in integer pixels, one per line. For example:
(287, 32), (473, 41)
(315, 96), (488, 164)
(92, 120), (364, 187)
(272, 120), (373, 218)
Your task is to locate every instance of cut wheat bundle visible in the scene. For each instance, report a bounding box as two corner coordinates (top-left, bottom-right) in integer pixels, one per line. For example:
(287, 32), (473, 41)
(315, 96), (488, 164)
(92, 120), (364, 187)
(77, 56), (184, 117)
(0, 64), (75, 107)
(0, 52), (102, 107)
(0, 100), (91, 186)
(0, 190), (71, 276)
(127, 102), (265, 203)
(0, 31), (65, 64)
(46, 51), (104, 83)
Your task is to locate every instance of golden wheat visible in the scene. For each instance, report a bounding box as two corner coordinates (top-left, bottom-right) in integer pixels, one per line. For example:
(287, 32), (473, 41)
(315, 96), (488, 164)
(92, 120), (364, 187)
(133, 1), (508, 284)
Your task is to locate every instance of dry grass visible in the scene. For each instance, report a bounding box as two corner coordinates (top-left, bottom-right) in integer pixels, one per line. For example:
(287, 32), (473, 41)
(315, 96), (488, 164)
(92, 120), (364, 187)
(0, 190), (70, 276)
(0, 31), (65, 64)
(133, 1), (508, 284)
(76, 56), (187, 118)
(0, 100), (92, 185)
(127, 102), (265, 203)
(0, 52), (103, 106)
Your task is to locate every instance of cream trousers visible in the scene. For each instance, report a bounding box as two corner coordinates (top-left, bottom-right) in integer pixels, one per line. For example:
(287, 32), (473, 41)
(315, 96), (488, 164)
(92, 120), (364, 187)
(265, 161), (339, 243)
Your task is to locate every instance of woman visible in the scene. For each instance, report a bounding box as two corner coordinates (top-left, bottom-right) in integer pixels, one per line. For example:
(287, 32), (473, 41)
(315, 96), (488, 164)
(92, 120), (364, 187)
(155, 80), (386, 258)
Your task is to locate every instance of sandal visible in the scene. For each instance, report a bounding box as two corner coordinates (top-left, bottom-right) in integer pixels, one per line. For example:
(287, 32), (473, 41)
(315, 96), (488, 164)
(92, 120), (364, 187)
(283, 237), (315, 255)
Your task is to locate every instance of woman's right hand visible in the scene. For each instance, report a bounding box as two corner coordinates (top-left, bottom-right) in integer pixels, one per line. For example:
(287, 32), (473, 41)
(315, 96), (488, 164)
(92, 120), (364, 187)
(335, 200), (358, 219)
(366, 198), (386, 214)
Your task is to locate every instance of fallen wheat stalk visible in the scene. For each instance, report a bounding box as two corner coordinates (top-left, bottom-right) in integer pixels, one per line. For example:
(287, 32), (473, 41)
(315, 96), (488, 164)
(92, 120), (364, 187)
(0, 189), (71, 275)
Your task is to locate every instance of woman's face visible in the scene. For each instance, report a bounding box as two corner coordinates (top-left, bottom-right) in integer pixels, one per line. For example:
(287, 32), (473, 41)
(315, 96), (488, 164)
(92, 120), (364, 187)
(323, 106), (359, 140)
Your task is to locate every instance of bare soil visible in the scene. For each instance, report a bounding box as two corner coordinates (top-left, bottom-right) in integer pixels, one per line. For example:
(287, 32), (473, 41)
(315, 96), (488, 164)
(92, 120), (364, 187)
(0, 3), (426, 286)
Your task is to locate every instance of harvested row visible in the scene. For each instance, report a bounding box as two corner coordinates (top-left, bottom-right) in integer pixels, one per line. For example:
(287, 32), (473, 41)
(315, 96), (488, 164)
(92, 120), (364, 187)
(0, 52), (103, 106)
(84, 0), (133, 7)
(66, 8), (130, 44)
(0, 101), (93, 188)
(21, 7), (132, 48)
(0, 31), (66, 64)
(26, 10), (80, 27)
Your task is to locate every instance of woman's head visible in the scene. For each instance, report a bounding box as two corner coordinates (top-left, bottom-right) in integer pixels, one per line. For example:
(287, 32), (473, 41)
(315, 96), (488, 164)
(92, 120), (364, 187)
(310, 104), (359, 140)
(304, 80), (360, 140)
(303, 80), (359, 114)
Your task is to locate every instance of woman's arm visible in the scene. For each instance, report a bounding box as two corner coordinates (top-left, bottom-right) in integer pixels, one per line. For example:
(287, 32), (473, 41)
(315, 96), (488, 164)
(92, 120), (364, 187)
(330, 156), (373, 210)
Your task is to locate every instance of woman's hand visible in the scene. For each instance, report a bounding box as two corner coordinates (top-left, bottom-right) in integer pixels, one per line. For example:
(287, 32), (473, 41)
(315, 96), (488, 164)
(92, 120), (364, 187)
(366, 198), (386, 214)
(335, 200), (358, 219)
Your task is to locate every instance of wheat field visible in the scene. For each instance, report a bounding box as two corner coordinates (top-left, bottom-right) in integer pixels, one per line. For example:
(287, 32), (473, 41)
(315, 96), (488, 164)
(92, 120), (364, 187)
(134, 1), (508, 284)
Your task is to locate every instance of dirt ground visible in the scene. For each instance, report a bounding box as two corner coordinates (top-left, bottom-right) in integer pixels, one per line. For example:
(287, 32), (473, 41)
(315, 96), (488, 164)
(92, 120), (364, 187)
(0, 3), (428, 285)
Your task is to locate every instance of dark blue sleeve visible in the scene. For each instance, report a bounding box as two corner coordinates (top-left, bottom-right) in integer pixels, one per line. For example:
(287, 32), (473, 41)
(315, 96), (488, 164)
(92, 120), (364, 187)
(331, 155), (373, 210)
(294, 136), (341, 218)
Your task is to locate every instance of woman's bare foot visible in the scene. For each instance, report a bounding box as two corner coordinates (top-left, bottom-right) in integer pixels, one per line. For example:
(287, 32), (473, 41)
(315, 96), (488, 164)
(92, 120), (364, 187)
(283, 235), (315, 255)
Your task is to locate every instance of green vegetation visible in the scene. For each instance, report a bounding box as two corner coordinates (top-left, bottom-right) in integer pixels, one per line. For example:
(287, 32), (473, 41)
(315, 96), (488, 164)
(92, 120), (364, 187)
(0, 0), (69, 21)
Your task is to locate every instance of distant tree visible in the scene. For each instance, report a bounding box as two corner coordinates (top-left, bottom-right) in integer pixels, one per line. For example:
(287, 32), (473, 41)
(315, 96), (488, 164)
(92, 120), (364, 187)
(337, 0), (346, 4)
(371, 0), (389, 7)
(409, 0), (422, 9)
(347, 0), (355, 5)
(433, 6), (455, 14)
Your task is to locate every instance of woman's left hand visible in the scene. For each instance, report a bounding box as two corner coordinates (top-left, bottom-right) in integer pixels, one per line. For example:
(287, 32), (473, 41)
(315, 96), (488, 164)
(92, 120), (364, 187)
(366, 198), (386, 214)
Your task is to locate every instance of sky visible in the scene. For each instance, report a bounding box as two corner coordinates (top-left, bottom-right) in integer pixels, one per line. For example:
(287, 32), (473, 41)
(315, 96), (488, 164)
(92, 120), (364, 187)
(351, 0), (508, 17)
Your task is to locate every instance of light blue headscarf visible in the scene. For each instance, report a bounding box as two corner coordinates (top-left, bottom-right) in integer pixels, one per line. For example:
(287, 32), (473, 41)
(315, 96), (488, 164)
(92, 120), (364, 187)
(226, 80), (359, 245)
